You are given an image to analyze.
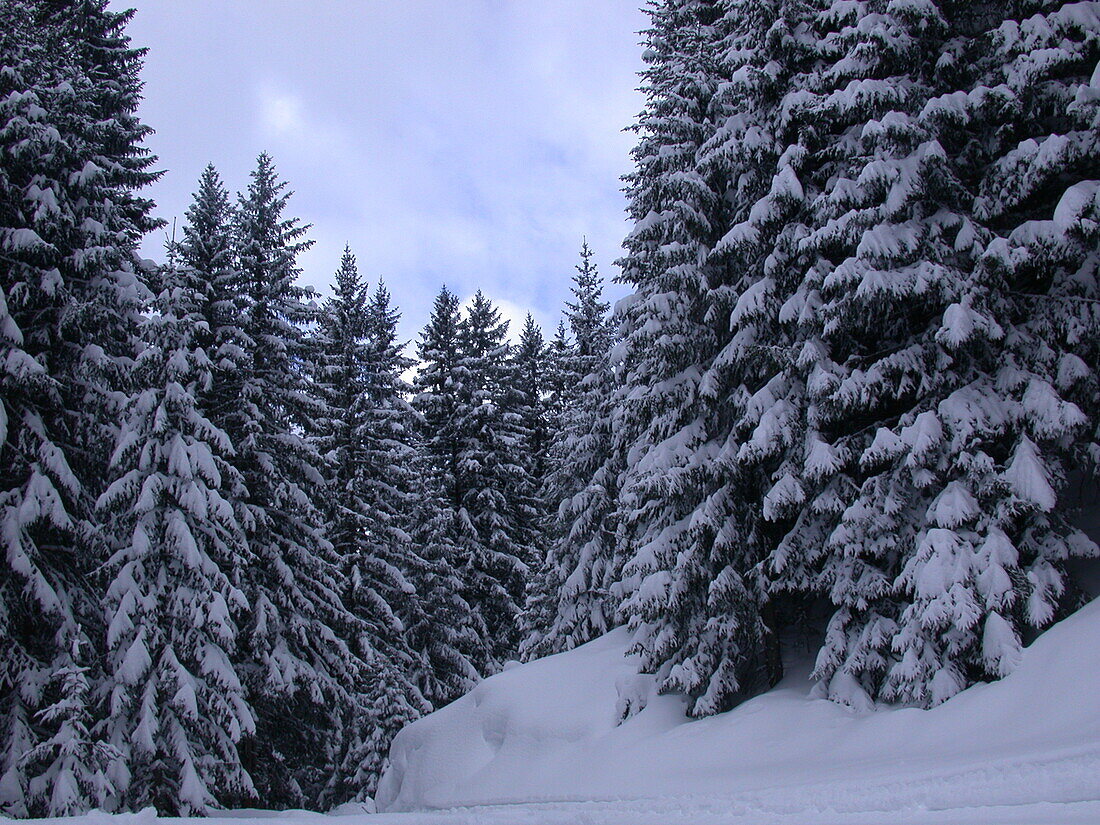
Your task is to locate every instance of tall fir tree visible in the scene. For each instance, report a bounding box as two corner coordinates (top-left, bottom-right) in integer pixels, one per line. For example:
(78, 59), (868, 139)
(544, 320), (573, 436)
(676, 0), (817, 714)
(0, 0), (158, 812)
(523, 243), (619, 658)
(563, 240), (614, 393)
(455, 292), (536, 665)
(227, 154), (367, 806)
(172, 165), (249, 428)
(514, 314), (551, 491)
(17, 634), (121, 817)
(773, 0), (1100, 709)
(311, 249), (427, 804)
(605, 0), (791, 713)
(410, 287), (485, 703)
(97, 237), (255, 813)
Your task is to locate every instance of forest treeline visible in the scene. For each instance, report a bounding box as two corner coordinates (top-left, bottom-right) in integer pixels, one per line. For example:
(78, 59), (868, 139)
(3, 0), (1100, 818)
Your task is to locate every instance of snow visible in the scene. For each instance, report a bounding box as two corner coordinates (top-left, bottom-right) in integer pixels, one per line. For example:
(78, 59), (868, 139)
(364, 595), (1100, 822)
(38, 595), (1100, 824)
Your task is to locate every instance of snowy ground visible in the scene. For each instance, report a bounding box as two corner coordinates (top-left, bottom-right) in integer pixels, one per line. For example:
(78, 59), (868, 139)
(46, 796), (1100, 825)
(46, 593), (1100, 824)
(369, 592), (1100, 823)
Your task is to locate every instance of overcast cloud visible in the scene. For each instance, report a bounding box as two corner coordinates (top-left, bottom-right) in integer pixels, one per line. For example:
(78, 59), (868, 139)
(121, 2), (647, 342)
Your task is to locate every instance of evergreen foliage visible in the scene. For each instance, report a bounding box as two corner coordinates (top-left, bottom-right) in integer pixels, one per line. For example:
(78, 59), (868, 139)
(514, 314), (551, 491)
(778, 0), (1100, 709)
(455, 293), (536, 665)
(523, 243), (619, 659)
(608, 0), (791, 714)
(3, 0), (1100, 815)
(98, 243), (254, 813)
(409, 287), (486, 702)
(312, 249), (427, 803)
(17, 635), (121, 818)
(531, 0), (1100, 715)
(227, 154), (365, 806)
(0, 0), (158, 812)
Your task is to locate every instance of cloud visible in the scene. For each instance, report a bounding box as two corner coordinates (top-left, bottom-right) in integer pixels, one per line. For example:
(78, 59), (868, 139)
(256, 83), (353, 163)
(125, 1), (644, 346)
(259, 89), (302, 134)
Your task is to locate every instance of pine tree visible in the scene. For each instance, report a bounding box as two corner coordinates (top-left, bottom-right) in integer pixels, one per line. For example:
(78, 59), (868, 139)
(96, 190), (256, 813)
(514, 314), (551, 489)
(173, 165), (248, 427)
(311, 250), (427, 804)
(602, 0), (793, 713)
(227, 154), (366, 806)
(563, 240), (613, 395)
(976, 1), (1100, 489)
(777, 0), (1099, 707)
(544, 320), (573, 436)
(1, 1), (158, 811)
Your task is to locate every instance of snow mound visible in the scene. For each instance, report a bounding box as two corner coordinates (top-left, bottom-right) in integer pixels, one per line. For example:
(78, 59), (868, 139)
(377, 599), (1100, 813)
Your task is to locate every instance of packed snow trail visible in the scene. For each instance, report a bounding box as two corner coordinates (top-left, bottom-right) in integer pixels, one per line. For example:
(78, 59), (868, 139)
(51, 797), (1100, 825)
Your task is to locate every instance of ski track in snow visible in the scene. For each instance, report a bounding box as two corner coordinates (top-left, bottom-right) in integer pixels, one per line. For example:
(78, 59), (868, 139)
(54, 790), (1100, 825)
(48, 741), (1100, 825)
(357, 745), (1100, 823)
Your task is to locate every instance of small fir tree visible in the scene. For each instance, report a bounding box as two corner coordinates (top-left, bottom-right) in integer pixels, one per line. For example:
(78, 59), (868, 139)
(18, 634), (121, 818)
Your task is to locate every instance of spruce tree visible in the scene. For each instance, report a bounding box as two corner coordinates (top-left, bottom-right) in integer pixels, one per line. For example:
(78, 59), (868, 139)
(523, 244), (619, 658)
(455, 292), (536, 665)
(606, 0), (792, 713)
(17, 635), (121, 818)
(173, 165), (248, 426)
(228, 154), (365, 806)
(311, 250), (427, 803)
(674, 0), (818, 714)
(563, 240), (613, 394)
(764, 0), (1100, 708)
(96, 191), (257, 813)
(410, 287), (485, 703)
(544, 320), (573, 436)
(0, 1), (158, 811)
(514, 314), (551, 490)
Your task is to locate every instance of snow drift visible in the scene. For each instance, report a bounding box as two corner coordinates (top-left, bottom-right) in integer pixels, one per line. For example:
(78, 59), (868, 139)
(376, 597), (1100, 814)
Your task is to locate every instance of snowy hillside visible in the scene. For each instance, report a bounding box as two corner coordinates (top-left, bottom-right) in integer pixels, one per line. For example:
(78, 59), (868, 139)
(375, 597), (1100, 820)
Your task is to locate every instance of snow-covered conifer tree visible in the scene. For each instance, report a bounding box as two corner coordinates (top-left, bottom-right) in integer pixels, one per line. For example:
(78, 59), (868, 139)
(513, 314), (551, 491)
(410, 287), (486, 702)
(523, 244), (619, 659)
(172, 165), (248, 425)
(544, 320), (573, 435)
(98, 241), (255, 813)
(781, 0), (1099, 708)
(455, 292), (536, 664)
(647, 0), (822, 714)
(0, 1), (158, 810)
(311, 249), (427, 803)
(17, 635), (120, 818)
(563, 241), (614, 394)
(605, 0), (795, 713)
(227, 154), (367, 806)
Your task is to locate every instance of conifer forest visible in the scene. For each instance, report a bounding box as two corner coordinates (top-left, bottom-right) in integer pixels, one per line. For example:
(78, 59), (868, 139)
(2, 0), (1099, 821)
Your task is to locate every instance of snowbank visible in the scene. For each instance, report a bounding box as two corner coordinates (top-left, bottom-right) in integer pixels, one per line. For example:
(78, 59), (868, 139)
(376, 598), (1100, 814)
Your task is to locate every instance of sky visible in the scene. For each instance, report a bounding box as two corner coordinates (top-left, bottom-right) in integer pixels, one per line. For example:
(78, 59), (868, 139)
(118, 1), (648, 344)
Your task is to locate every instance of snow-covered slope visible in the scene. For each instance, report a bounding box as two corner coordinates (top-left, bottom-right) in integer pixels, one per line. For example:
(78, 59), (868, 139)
(376, 597), (1100, 816)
